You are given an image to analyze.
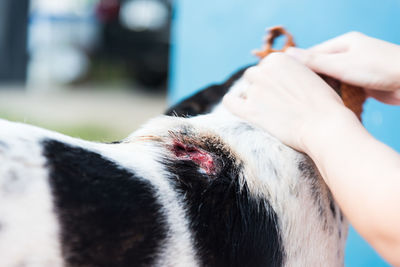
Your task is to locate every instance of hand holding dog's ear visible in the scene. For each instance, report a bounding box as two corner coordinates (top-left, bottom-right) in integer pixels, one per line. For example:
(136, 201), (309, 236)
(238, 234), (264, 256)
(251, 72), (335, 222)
(286, 32), (400, 105)
(223, 53), (350, 152)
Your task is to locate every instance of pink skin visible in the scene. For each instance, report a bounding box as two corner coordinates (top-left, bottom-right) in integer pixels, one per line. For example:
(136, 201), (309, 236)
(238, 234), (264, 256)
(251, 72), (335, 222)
(285, 32), (400, 105)
(172, 141), (216, 175)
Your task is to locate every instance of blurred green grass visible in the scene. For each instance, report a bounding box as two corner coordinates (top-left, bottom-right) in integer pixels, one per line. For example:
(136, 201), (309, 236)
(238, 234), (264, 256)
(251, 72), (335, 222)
(0, 110), (125, 142)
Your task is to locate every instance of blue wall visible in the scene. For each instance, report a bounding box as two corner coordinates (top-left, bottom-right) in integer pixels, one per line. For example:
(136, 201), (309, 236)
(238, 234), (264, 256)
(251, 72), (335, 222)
(169, 1), (400, 266)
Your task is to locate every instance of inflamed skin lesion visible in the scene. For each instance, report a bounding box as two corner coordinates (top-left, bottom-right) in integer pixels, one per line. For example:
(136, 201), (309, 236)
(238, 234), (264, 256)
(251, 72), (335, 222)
(164, 128), (242, 178)
(157, 129), (284, 267)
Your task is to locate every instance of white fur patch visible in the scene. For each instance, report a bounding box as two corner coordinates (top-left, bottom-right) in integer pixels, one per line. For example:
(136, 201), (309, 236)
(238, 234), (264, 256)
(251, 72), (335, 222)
(0, 80), (349, 267)
(0, 119), (63, 267)
(126, 108), (348, 266)
(0, 119), (199, 267)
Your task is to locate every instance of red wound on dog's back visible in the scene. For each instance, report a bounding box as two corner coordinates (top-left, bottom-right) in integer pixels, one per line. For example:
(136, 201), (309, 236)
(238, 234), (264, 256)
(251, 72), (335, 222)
(172, 141), (216, 175)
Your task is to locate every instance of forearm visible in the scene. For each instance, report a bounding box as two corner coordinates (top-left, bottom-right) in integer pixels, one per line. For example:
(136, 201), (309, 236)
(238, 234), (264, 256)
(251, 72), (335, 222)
(302, 108), (400, 265)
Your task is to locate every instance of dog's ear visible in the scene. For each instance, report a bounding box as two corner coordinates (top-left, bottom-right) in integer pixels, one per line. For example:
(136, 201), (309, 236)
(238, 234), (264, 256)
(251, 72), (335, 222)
(319, 74), (366, 120)
(165, 66), (250, 117)
(254, 26), (366, 120)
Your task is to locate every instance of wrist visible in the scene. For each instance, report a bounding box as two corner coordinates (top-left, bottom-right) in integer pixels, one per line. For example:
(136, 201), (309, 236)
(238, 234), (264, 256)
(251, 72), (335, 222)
(299, 107), (361, 157)
(299, 107), (366, 186)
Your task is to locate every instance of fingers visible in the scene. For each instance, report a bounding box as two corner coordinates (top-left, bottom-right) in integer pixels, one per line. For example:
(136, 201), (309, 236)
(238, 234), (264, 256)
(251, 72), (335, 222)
(258, 52), (309, 77)
(308, 33), (353, 53)
(309, 39), (348, 54)
(286, 47), (345, 79)
(243, 63), (279, 90)
(224, 64), (275, 120)
(309, 31), (363, 53)
(365, 89), (400, 105)
(285, 32), (366, 80)
(244, 53), (331, 98)
(222, 91), (251, 118)
(259, 52), (336, 92)
(243, 66), (262, 82)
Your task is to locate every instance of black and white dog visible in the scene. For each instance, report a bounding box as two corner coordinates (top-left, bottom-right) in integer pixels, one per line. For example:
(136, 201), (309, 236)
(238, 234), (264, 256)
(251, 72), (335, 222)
(0, 67), (348, 267)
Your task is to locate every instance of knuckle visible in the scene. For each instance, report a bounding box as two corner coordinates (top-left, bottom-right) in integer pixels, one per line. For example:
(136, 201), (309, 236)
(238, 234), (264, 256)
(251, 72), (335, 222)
(247, 84), (259, 94)
(304, 52), (316, 65)
(266, 52), (288, 62)
(346, 31), (363, 38)
(261, 52), (291, 67)
(243, 66), (260, 80)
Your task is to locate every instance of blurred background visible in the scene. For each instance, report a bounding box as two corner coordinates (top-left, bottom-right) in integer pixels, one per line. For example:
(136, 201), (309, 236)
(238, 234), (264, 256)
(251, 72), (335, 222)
(0, 0), (171, 141)
(1, 0), (400, 265)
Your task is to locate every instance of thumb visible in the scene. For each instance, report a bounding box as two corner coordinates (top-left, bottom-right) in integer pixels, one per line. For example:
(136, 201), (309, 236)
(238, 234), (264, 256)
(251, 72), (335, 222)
(365, 89), (400, 105)
(286, 47), (345, 79)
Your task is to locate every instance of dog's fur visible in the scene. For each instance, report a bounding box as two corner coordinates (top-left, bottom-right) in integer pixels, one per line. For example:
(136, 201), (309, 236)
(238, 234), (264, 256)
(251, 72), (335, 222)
(0, 68), (348, 267)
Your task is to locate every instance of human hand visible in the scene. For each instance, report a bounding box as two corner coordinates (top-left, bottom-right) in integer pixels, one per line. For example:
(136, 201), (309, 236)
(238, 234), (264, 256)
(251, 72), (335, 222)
(223, 53), (355, 151)
(285, 32), (400, 105)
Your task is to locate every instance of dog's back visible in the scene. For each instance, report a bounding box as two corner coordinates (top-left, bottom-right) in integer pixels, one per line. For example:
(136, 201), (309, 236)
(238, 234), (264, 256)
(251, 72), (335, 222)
(0, 120), (64, 267)
(0, 67), (348, 266)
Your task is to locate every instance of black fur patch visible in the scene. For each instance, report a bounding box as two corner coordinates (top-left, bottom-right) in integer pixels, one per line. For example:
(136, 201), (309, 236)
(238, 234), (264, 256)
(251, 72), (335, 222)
(42, 139), (167, 267)
(165, 66), (250, 117)
(165, 142), (284, 267)
(298, 158), (327, 219)
(328, 192), (336, 219)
